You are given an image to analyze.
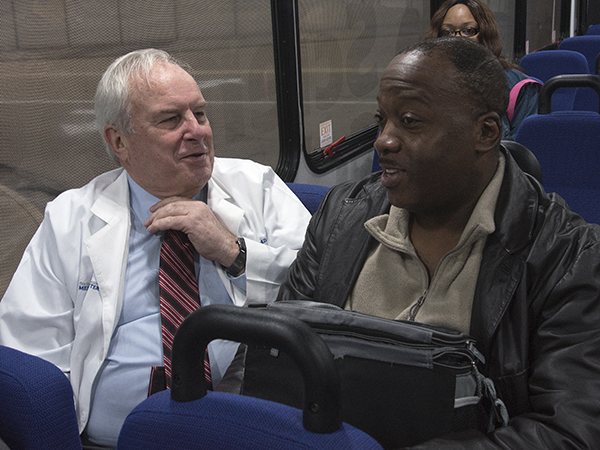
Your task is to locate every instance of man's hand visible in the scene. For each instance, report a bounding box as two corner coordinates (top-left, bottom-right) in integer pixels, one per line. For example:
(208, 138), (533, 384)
(144, 197), (240, 268)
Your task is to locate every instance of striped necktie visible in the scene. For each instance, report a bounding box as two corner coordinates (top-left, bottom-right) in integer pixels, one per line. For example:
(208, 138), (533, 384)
(158, 229), (211, 389)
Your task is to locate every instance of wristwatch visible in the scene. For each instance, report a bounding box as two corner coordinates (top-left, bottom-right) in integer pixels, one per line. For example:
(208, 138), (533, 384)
(223, 237), (246, 277)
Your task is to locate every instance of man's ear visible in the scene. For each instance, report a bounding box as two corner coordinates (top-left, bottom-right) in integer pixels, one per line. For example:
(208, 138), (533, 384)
(475, 111), (502, 154)
(104, 125), (128, 163)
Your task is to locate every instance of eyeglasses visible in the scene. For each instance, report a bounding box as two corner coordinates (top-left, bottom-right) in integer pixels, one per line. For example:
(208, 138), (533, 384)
(440, 27), (480, 38)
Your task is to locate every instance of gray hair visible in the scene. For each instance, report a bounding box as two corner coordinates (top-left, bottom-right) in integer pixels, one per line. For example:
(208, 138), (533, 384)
(94, 48), (189, 162)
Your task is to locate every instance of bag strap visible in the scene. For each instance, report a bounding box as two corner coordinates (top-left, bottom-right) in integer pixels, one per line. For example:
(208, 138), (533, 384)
(507, 78), (543, 122)
(474, 366), (510, 431)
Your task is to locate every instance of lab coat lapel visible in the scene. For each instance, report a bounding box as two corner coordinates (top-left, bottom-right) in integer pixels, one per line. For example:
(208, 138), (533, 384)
(207, 177), (244, 236)
(86, 171), (130, 346)
(204, 172), (245, 305)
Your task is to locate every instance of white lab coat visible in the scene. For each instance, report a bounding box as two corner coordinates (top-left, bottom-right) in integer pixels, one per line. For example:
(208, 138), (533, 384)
(0, 157), (311, 432)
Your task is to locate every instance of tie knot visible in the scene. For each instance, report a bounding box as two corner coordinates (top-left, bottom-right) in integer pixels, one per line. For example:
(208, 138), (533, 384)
(164, 230), (195, 257)
(164, 229), (190, 245)
(161, 230), (195, 271)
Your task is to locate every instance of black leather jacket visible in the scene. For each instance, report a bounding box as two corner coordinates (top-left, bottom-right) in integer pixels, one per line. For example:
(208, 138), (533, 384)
(278, 148), (600, 448)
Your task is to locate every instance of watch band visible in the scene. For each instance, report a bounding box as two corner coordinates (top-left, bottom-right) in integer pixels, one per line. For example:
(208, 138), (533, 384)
(223, 237), (246, 277)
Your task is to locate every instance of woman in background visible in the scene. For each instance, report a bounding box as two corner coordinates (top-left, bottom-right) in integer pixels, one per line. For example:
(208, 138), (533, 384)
(426, 0), (539, 140)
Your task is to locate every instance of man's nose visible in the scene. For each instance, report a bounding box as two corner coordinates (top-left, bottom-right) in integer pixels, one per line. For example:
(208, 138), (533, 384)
(182, 111), (207, 139)
(374, 126), (399, 156)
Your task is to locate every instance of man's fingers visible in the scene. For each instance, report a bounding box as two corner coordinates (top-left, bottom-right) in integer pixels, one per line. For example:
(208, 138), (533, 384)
(144, 199), (198, 231)
(142, 199), (237, 264)
(145, 214), (184, 234)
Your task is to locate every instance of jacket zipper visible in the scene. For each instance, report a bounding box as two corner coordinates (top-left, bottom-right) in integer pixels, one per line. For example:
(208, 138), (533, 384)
(409, 288), (428, 321)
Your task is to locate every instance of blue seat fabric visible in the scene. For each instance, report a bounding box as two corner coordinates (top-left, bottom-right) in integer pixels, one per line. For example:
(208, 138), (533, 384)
(515, 110), (600, 224)
(520, 50), (590, 111)
(559, 36), (600, 75)
(116, 390), (383, 450)
(286, 182), (329, 214)
(0, 345), (81, 450)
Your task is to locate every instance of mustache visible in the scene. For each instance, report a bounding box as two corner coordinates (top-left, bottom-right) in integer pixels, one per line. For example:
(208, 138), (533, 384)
(377, 156), (404, 169)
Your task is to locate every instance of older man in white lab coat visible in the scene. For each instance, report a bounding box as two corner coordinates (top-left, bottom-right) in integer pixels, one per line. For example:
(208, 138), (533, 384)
(0, 49), (311, 449)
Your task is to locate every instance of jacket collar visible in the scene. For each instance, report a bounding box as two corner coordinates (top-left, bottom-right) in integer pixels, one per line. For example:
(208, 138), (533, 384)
(491, 145), (540, 255)
(89, 168), (130, 225)
(469, 145), (541, 355)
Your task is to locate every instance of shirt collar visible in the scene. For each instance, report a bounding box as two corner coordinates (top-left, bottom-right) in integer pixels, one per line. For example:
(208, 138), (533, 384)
(126, 175), (207, 225)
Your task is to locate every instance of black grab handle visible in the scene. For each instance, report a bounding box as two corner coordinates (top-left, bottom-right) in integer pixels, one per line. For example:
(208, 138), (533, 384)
(538, 74), (600, 114)
(170, 304), (342, 434)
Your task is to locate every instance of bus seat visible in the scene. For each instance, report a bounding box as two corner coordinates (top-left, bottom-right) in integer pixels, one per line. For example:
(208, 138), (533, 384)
(519, 50), (589, 111)
(116, 305), (383, 450)
(515, 110), (600, 224)
(558, 36), (600, 75)
(587, 24), (600, 35)
(520, 50), (590, 83)
(372, 150), (381, 172)
(574, 82), (600, 112)
(286, 182), (329, 214)
(536, 74), (600, 114)
(0, 346), (81, 450)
